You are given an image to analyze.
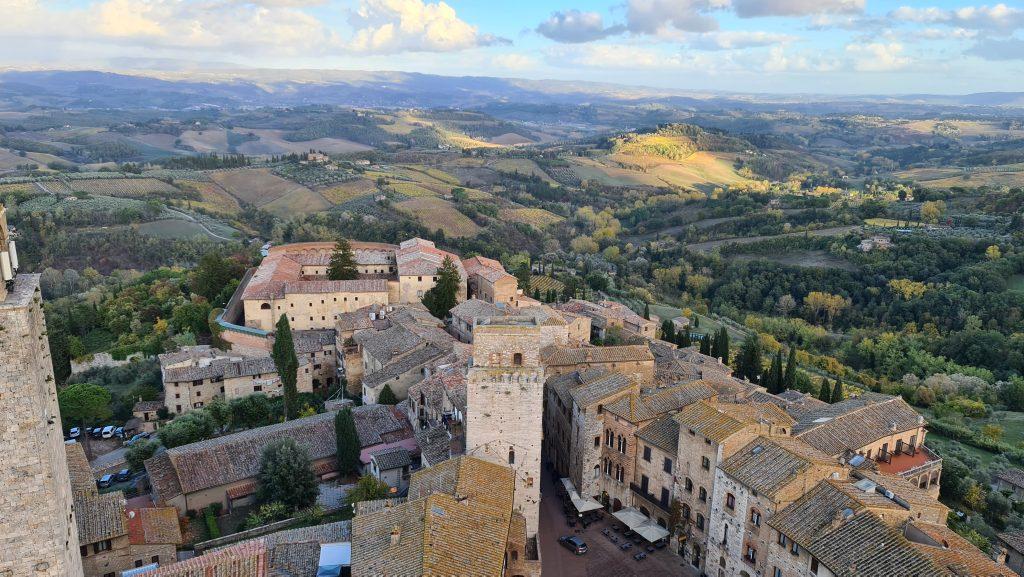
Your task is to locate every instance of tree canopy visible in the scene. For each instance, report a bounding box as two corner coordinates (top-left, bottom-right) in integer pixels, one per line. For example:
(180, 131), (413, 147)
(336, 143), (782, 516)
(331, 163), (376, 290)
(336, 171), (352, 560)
(272, 314), (299, 420)
(256, 437), (319, 511)
(422, 256), (461, 319)
(335, 407), (361, 475)
(328, 239), (359, 280)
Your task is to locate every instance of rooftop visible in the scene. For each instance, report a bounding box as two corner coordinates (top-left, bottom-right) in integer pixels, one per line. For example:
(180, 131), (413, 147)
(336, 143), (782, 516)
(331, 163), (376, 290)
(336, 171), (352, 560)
(794, 393), (925, 457)
(371, 446), (412, 470)
(542, 344), (654, 366)
(720, 435), (837, 499)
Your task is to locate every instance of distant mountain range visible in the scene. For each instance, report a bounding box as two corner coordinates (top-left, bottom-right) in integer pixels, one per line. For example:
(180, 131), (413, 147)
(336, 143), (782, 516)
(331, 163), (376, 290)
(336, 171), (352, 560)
(1, 68), (1023, 114)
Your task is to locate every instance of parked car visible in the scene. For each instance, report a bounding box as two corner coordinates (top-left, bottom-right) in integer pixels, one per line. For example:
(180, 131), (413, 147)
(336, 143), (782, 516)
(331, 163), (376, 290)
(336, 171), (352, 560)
(89, 427), (104, 438)
(125, 433), (148, 446)
(559, 536), (588, 555)
(101, 425), (115, 439)
(114, 427), (125, 438)
(68, 427), (81, 439)
(116, 469), (132, 482)
(97, 474), (114, 489)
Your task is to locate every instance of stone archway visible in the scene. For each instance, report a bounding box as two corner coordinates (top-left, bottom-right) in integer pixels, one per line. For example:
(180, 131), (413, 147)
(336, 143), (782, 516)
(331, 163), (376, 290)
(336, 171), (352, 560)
(613, 498), (622, 512)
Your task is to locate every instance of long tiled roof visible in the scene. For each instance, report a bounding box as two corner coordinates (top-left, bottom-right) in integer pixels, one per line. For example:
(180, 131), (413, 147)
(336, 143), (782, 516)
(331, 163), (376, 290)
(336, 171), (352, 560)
(242, 241), (397, 301)
(66, 442), (97, 497)
(721, 436), (837, 499)
(351, 456), (514, 577)
(996, 468), (1024, 488)
(768, 481), (943, 577)
(353, 404), (413, 447)
(292, 329), (336, 353)
(672, 401), (753, 443)
(283, 278), (387, 295)
(416, 425), (452, 466)
(449, 298), (505, 322)
(209, 520), (352, 577)
(371, 446), (412, 470)
(602, 382), (716, 423)
(543, 344), (654, 366)
(910, 522), (1009, 577)
(66, 443), (128, 545)
(361, 344), (448, 388)
(146, 412), (339, 499)
(356, 323), (424, 363)
(568, 371), (634, 408)
(794, 394), (924, 456)
(146, 539), (268, 576)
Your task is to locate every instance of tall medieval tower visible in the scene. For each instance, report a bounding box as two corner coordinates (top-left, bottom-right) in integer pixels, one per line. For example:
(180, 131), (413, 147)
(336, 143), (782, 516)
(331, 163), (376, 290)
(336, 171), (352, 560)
(0, 205), (84, 577)
(466, 316), (544, 538)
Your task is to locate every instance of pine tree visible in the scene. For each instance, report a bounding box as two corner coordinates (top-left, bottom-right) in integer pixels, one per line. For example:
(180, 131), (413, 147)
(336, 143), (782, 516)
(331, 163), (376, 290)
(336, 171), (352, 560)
(717, 327), (730, 365)
(422, 256), (460, 319)
(378, 384), (398, 405)
(818, 379), (832, 402)
(327, 239), (359, 280)
(661, 319), (675, 343)
(831, 379), (845, 403)
(272, 314), (299, 420)
(767, 351), (784, 394)
(783, 348), (797, 391)
(335, 407), (360, 475)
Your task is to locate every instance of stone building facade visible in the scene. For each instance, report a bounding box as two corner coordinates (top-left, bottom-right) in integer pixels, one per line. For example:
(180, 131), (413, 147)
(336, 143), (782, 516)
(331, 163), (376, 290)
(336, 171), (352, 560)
(465, 316), (545, 538)
(0, 204), (84, 577)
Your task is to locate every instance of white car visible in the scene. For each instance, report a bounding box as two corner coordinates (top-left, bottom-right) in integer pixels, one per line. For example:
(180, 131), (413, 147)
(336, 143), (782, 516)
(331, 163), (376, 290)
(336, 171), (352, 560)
(101, 425), (115, 439)
(68, 427), (81, 439)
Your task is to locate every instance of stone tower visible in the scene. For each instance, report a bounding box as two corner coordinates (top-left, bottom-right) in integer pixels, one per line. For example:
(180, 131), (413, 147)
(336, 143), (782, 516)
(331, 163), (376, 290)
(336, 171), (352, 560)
(0, 205), (84, 577)
(465, 316), (544, 538)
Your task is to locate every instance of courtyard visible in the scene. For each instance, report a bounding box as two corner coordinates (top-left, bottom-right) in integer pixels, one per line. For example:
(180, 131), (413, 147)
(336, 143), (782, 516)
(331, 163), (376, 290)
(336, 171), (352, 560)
(538, 468), (700, 577)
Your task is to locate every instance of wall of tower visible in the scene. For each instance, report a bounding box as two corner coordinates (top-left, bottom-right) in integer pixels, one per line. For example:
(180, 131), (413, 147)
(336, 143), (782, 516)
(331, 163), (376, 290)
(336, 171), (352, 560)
(0, 274), (84, 577)
(465, 322), (544, 538)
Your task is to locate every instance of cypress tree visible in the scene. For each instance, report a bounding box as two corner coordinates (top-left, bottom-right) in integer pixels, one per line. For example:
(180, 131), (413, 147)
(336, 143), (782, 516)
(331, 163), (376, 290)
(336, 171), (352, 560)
(699, 335), (711, 355)
(717, 327), (730, 365)
(335, 407), (361, 475)
(272, 314), (299, 420)
(818, 379), (832, 402)
(533, 288), (541, 300)
(327, 239), (359, 280)
(783, 347), (797, 391)
(735, 334), (762, 382)
(679, 330), (692, 347)
(378, 384), (398, 405)
(831, 379), (845, 403)
(422, 256), (461, 319)
(661, 319), (675, 343)
(768, 350), (784, 394)
(643, 302), (650, 320)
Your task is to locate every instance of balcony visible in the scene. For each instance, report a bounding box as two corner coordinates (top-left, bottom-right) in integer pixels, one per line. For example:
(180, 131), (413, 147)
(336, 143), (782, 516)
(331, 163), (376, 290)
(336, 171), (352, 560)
(876, 444), (941, 477)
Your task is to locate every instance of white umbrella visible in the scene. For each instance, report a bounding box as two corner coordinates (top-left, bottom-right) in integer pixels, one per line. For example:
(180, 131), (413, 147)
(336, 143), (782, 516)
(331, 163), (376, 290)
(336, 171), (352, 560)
(571, 493), (603, 513)
(634, 520), (670, 542)
(613, 507), (648, 529)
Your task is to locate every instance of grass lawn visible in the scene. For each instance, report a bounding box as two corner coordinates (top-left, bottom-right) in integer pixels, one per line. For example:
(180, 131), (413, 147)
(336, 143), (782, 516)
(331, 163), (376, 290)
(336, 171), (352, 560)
(926, 430), (1000, 467)
(1008, 274), (1024, 293)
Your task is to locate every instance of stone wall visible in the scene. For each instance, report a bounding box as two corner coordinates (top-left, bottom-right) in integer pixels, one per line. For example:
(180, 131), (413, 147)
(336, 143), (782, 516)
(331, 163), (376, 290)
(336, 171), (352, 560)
(0, 274), (84, 577)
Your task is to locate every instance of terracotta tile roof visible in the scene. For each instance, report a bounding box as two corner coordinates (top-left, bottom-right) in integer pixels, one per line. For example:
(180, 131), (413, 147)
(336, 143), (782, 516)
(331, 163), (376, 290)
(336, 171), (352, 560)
(543, 344), (654, 366)
(66, 442), (98, 497)
(794, 394), (925, 457)
(996, 468), (1024, 488)
(851, 470), (949, 521)
(371, 446), (412, 470)
(416, 425), (453, 466)
(145, 412), (339, 499)
(283, 279), (387, 295)
(408, 361), (468, 417)
(461, 255), (505, 276)
(242, 242), (397, 301)
(1000, 531), (1024, 554)
(672, 401), (754, 444)
(397, 238), (466, 278)
(212, 520), (352, 577)
(226, 481), (257, 501)
(78, 491), (128, 545)
(909, 522), (1009, 577)
(518, 305), (568, 326)
(292, 329), (336, 353)
(146, 452), (183, 504)
(352, 456), (515, 577)
(636, 415), (680, 454)
(133, 399), (165, 413)
(602, 382), (715, 423)
(768, 481), (943, 577)
(353, 404), (414, 447)
(146, 539), (268, 576)
(126, 507), (182, 546)
(361, 344), (449, 388)
(568, 371), (635, 409)
(726, 400), (797, 428)
(721, 436), (837, 499)
(449, 298), (505, 323)
(157, 345), (217, 366)
(355, 323), (424, 363)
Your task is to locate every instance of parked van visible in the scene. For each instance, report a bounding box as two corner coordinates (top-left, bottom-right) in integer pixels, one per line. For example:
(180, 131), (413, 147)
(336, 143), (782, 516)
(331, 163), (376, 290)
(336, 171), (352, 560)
(101, 425), (115, 439)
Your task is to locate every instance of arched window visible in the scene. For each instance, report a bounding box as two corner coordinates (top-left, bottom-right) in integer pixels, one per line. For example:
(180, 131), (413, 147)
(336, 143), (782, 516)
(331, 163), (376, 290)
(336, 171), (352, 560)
(682, 504), (691, 521)
(513, 352), (523, 366)
(699, 487), (707, 502)
(260, 303), (271, 310)
(685, 478), (693, 492)
(726, 493), (736, 510)
(508, 447), (515, 465)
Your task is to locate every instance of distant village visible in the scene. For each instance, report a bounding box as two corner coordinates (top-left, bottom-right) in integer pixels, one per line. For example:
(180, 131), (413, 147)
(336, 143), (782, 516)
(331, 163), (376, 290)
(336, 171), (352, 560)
(1, 213), (1020, 577)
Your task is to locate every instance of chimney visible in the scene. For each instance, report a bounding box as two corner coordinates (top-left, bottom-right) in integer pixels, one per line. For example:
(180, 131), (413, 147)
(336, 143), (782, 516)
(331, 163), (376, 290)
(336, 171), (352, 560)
(390, 525), (401, 546)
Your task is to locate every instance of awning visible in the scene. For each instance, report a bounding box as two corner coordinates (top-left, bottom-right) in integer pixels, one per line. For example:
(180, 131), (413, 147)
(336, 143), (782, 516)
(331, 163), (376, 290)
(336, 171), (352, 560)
(613, 507), (670, 542)
(635, 521), (670, 542)
(559, 478), (603, 513)
(613, 507), (648, 528)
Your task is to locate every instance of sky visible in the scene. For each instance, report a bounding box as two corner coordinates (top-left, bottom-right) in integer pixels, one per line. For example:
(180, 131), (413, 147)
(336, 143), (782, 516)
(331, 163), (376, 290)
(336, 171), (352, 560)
(1, 0), (1023, 94)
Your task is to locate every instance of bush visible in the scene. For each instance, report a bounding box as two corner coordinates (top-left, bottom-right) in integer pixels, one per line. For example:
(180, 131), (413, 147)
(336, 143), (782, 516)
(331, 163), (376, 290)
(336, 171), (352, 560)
(204, 506), (221, 539)
(125, 439), (160, 471)
(245, 502), (289, 529)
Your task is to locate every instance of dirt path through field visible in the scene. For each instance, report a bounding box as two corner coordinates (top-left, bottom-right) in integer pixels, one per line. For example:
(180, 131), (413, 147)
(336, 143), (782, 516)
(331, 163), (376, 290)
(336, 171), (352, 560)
(684, 225), (860, 253)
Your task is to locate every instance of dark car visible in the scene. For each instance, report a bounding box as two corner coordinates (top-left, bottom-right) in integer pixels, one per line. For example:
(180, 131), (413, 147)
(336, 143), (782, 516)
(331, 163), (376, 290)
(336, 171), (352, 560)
(97, 474), (114, 489)
(116, 468), (132, 482)
(559, 535), (588, 555)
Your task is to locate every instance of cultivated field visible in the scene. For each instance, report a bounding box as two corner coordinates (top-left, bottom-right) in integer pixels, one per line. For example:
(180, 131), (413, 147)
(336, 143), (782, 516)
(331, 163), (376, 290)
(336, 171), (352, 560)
(68, 177), (179, 197)
(176, 180), (241, 214)
(500, 207), (565, 228)
(321, 178), (378, 205)
(685, 225), (860, 253)
(234, 128), (373, 155)
(486, 158), (557, 184)
(179, 130), (229, 153)
(396, 197), (480, 237)
(211, 168), (309, 205)
(897, 166), (1024, 189)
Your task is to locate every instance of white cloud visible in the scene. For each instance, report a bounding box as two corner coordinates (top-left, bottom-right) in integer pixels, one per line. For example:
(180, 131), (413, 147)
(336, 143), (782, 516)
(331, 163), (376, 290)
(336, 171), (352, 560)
(536, 9), (625, 43)
(348, 0), (505, 53)
(889, 4), (1024, 34)
(845, 42), (911, 71)
(732, 0), (864, 18)
(624, 0), (723, 37)
(690, 30), (797, 50)
(492, 53), (537, 70)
